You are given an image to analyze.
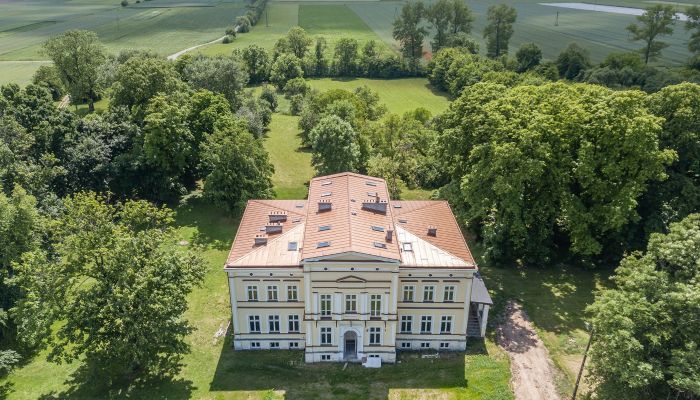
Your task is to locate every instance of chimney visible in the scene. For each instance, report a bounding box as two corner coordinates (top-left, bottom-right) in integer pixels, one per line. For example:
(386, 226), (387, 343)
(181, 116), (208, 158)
(254, 235), (268, 246)
(269, 211), (287, 223)
(362, 195), (387, 214)
(318, 199), (332, 212)
(265, 223), (283, 234)
(386, 229), (393, 242)
(427, 226), (437, 237)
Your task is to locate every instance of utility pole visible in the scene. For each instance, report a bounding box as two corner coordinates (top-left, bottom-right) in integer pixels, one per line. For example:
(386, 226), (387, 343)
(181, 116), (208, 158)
(572, 323), (594, 400)
(555, 11), (559, 26)
(266, 8), (269, 27)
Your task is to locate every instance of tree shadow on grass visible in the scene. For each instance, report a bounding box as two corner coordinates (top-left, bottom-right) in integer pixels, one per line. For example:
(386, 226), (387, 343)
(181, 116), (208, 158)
(208, 336), (487, 399)
(422, 81), (452, 101)
(0, 380), (13, 400)
(36, 361), (194, 400)
(174, 196), (242, 252)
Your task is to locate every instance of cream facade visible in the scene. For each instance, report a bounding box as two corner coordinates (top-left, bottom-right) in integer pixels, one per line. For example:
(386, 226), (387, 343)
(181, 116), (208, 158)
(225, 173), (492, 363)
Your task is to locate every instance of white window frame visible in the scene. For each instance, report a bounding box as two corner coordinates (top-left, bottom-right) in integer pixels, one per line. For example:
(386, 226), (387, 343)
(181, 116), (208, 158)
(270, 341), (280, 349)
(251, 341), (261, 349)
(443, 286), (455, 302)
(247, 285), (258, 301)
(267, 285), (278, 302)
(370, 294), (382, 317)
(345, 294), (357, 313)
(421, 315), (432, 333)
(288, 315), (300, 333)
(400, 315), (413, 333)
(440, 315), (453, 334)
(420, 342), (430, 349)
(423, 286), (434, 302)
(289, 342), (299, 348)
(440, 342), (450, 349)
(287, 285), (298, 301)
(320, 294), (332, 317)
(402, 285), (415, 302)
(320, 327), (332, 345)
(249, 315), (261, 333)
(369, 327), (381, 345)
(400, 342), (411, 349)
(268, 315), (280, 333)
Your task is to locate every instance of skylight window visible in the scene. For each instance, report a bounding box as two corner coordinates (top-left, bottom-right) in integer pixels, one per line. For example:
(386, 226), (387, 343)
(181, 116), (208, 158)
(296, 203), (304, 208)
(371, 226), (385, 232)
(402, 242), (413, 251)
(366, 181), (377, 187)
(319, 225), (331, 231)
(317, 241), (331, 248)
(373, 242), (387, 249)
(288, 242), (298, 251)
(398, 219), (408, 224)
(292, 217), (301, 223)
(367, 191), (377, 197)
(321, 191), (332, 197)
(393, 204), (402, 208)
(321, 181), (332, 186)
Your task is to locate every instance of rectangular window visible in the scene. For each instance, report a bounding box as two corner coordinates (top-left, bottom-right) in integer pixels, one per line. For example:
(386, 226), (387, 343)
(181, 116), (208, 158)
(249, 315), (261, 333)
(289, 342), (299, 349)
(443, 286), (455, 302)
(402, 285), (415, 302)
(267, 285), (278, 302)
(420, 342), (430, 349)
(400, 342), (411, 349)
(321, 354), (331, 361)
(370, 294), (382, 317)
(251, 342), (261, 349)
(288, 315), (300, 333)
(319, 225), (331, 231)
(288, 241), (298, 251)
(369, 327), (381, 345)
(400, 315), (413, 333)
(421, 316), (432, 333)
(345, 294), (357, 313)
(440, 342), (450, 349)
(423, 286), (434, 302)
(270, 342), (280, 349)
(320, 294), (332, 317)
(320, 327), (332, 345)
(287, 285), (298, 301)
(440, 316), (453, 334)
(247, 286), (258, 301)
(268, 315), (280, 333)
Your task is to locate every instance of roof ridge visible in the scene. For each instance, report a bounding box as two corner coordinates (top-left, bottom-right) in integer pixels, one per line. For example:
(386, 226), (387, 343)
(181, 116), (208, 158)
(228, 223), (305, 265)
(396, 225), (471, 266)
(346, 174), (353, 252)
(251, 199), (307, 217)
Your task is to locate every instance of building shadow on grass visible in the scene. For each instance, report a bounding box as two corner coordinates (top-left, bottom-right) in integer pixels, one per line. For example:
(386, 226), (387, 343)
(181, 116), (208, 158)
(36, 361), (194, 400)
(208, 336), (490, 399)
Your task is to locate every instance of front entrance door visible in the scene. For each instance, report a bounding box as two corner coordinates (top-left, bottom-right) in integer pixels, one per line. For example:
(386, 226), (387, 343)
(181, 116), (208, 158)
(344, 331), (357, 360)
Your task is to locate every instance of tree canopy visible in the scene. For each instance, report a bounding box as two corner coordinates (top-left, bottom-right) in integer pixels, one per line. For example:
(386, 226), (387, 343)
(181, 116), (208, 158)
(483, 4), (517, 58)
(627, 5), (676, 64)
(587, 213), (700, 399)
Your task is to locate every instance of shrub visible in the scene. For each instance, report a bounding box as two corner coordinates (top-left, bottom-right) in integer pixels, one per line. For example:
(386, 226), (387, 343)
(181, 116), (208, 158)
(259, 85), (278, 111)
(120, 0), (128, 6)
(225, 26), (237, 37)
(290, 94), (305, 115)
(236, 16), (251, 33)
(283, 77), (310, 99)
(222, 35), (234, 44)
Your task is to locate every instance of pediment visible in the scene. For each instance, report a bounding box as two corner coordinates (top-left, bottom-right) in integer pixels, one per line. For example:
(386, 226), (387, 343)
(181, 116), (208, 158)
(336, 275), (367, 283)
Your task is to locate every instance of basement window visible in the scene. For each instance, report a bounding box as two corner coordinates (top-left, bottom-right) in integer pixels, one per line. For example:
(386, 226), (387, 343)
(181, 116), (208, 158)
(373, 242), (387, 249)
(371, 226), (385, 232)
(319, 225), (331, 231)
(317, 241), (331, 248)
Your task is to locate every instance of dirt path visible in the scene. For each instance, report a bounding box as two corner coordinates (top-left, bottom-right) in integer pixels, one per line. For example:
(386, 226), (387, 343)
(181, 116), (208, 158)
(497, 301), (561, 400)
(167, 35), (226, 60)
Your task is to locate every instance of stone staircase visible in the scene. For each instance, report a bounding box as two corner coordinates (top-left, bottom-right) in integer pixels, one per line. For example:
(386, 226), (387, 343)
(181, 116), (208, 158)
(467, 313), (482, 337)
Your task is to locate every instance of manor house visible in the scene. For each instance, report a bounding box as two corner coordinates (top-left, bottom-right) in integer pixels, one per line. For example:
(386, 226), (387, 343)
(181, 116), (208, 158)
(225, 172), (492, 363)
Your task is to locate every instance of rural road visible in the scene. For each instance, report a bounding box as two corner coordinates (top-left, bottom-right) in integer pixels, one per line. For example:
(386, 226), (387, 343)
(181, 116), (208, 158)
(167, 35), (226, 60)
(497, 301), (561, 400)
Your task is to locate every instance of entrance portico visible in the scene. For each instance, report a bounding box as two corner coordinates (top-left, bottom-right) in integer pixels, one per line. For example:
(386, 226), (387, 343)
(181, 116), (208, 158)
(339, 325), (363, 361)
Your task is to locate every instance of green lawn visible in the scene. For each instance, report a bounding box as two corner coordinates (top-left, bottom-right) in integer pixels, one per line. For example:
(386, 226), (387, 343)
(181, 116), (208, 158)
(0, 61), (51, 86)
(308, 77), (451, 116)
(196, 2), (392, 58)
(264, 113), (313, 200)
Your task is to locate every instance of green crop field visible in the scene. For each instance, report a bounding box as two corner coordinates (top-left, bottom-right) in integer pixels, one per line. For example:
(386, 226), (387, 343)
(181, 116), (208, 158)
(197, 1), (392, 57)
(349, 0), (695, 65)
(0, 61), (51, 86)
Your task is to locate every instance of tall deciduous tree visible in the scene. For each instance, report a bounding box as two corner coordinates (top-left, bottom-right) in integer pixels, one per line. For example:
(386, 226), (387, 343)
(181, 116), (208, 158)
(285, 26), (313, 59)
(483, 4), (517, 58)
(270, 53), (304, 88)
(556, 42), (591, 79)
(449, 0), (474, 35)
(393, 1), (427, 71)
(428, 0), (453, 52)
(200, 117), (274, 211)
(626, 5), (676, 64)
(515, 42), (542, 72)
(313, 37), (329, 77)
(42, 30), (105, 112)
(182, 56), (249, 111)
(334, 38), (359, 76)
(436, 82), (673, 263)
(587, 214), (700, 399)
(239, 45), (271, 84)
(310, 115), (361, 175)
(11, 193), (204, 377)
(686, 6), (700, 65)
